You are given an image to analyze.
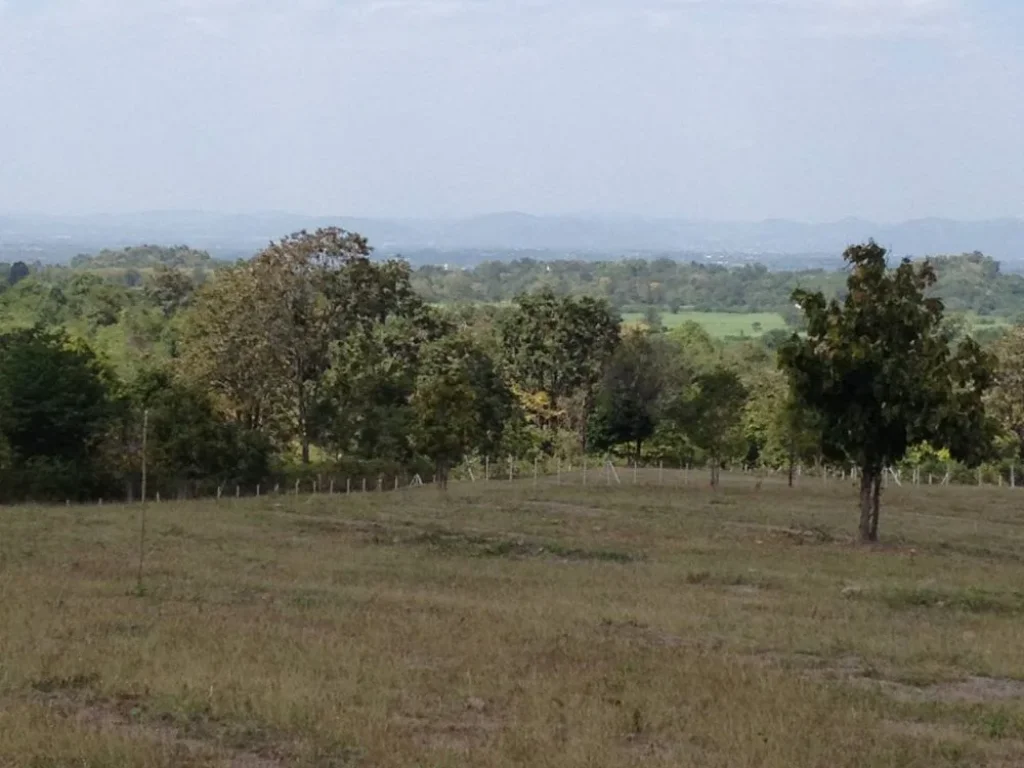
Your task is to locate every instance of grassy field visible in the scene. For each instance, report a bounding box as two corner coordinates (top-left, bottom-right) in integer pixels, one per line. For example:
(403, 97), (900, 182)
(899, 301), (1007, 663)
(3, 474), (1024, 766)
(621, 311), (789, 337)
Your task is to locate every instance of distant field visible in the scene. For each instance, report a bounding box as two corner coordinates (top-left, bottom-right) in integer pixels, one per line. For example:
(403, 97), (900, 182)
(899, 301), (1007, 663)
(622, 310), (790, 337)
(3, 476), (1024, 766)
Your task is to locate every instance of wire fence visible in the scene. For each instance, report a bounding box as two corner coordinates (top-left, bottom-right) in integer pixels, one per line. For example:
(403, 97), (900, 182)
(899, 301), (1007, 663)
(17, 454), (1024, 510)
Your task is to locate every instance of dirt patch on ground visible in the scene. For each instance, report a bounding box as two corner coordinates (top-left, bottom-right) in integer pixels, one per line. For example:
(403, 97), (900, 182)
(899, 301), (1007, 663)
(750, 650), (1024, 705)
(883, 720), (1024, 765)
(287, 513), (642, 563)
(521, 500), (607, 518)
(596, 618), (725, 651)
(863, 676), (1024, 704)
(392, 698), (503, 752)
(31, 689), (289, 767)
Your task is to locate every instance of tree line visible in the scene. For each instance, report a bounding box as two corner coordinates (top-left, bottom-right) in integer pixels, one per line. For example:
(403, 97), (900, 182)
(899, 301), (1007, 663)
(7, 246), (1024, 327)
(2, 230), (1024, 540)
(411, 251), (1024, 322)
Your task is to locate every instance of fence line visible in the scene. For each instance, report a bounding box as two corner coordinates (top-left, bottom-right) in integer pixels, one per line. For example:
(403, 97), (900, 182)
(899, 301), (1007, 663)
(17, 454), (1024, 510)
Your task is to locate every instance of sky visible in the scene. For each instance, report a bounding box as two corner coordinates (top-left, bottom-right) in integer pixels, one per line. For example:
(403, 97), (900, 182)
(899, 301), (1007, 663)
(0, 0), (1022, 221)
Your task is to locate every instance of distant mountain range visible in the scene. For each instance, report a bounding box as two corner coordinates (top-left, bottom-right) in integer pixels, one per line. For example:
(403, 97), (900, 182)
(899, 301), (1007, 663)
(2, 211), (1023, 265)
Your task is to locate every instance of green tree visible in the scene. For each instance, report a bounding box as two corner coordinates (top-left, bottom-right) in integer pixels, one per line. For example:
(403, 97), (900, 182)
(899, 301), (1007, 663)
(780, 242), (994, 542)
(146, 265), (196, 317)
(411, 335), (513, 488)
(987, 325), (1024, 461)
(180, 264), (283, 437)
(182, 228), (423, 463)
(498, 289), (619, 448)
(666, 368), (748, 487)
(126, 369), (272, 496)
(316, 308), (449, 461)
(642, 306), (664, 331)
(0, 328), (114, 499)
(589, 328), (671, 460)
(7, 261), (30, 286)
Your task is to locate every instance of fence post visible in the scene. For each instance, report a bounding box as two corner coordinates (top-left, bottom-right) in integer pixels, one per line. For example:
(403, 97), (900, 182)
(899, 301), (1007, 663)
(329, 479), (334, 495)
(362, 478), (367, 493)
(140, 408), (148, 504)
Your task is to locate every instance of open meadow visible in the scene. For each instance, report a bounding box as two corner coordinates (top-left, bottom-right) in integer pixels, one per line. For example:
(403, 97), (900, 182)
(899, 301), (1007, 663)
(620, 311), (789, 337)
(3, 474), (1024, 766)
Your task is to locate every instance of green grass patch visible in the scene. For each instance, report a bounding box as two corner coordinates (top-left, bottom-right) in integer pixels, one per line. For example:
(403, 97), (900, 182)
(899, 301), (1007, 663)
(621, 310), (789, 337)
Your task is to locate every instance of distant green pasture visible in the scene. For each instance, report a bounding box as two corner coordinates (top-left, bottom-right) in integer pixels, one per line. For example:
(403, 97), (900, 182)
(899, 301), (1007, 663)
(622, 311), (789, 338)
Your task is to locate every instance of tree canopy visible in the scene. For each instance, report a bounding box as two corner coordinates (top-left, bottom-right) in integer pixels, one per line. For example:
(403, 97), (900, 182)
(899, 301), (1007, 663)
(780, 242), (993, 541)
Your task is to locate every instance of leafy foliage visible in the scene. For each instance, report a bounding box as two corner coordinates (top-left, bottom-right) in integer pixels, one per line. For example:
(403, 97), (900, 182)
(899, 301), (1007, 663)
(498, 289), (619, 446)
(589, 329), (675, 459)
(668, 369), (748, 486)
(780, 242), (993, 540)
(411, 334), (514, 486)
(0, 328), (114, 500)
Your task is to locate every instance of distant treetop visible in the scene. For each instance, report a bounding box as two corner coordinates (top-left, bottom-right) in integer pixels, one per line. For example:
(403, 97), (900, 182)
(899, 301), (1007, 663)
(70, 245), (214, 270)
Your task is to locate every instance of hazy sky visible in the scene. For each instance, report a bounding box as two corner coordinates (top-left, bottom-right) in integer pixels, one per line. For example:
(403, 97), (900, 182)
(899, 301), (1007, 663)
(0, 0), (1022, 221)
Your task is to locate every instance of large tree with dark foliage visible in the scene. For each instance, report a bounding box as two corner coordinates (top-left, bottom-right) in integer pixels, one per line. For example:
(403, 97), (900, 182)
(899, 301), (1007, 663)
(0, 327), (114, 499)
(780, 242), (993, 542)
(589, 328), (669, 460)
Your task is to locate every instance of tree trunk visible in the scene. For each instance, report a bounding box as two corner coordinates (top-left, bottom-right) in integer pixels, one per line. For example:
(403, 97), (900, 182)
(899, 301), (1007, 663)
(870, 470), (882, 540)
(709, 460), (719, 489)
(436, 460), (449, 491)
(858, 466), (881, 542)
(787, 437), (795, 488)
(635, 439), (642, 465)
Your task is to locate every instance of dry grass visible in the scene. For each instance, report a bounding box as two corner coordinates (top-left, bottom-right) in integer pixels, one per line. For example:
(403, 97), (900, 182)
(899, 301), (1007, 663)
(3, 475), (1024, 766)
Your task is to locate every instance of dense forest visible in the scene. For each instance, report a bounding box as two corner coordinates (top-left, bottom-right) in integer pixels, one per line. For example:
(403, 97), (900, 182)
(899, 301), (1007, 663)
(1, 233), (1022, 539)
